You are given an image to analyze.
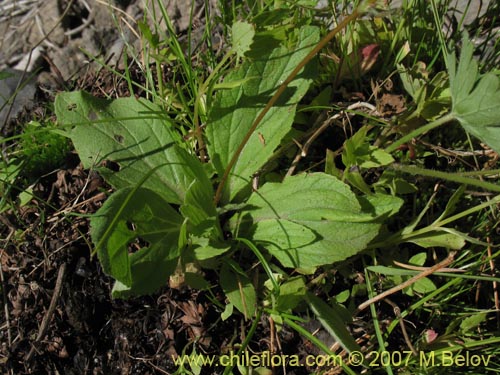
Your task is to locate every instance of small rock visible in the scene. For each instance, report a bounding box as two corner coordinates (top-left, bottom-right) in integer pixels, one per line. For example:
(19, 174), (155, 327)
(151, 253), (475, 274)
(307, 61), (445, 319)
(0, 68), (37, 129)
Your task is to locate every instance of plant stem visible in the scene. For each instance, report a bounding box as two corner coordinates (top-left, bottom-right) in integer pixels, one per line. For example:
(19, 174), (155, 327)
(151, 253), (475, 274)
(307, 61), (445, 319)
(236, 237), (280, 295)
(213, 1), (376, 205)
(363, 266), (395, 375)
(391, 163), (500, 193)
(357, 252), (456, 313)
(368, 194), (500, 249)
(222, 308), (262, 375)
(434, 194), (500, 228)
(385, 112), (455, 153)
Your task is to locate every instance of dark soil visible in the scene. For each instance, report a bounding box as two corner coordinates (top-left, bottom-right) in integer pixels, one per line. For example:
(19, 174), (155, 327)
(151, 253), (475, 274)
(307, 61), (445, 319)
(0, 146), (299, 374)
(0, 157), (343, 374)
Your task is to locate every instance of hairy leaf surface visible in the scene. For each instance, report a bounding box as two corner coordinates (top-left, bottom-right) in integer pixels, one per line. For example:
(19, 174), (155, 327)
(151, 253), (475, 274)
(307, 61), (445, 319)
(234, 173), (401, 268)
(206, 26), (319, 203)
(91, 187), (183, 297)
(55, 91), (208, 204)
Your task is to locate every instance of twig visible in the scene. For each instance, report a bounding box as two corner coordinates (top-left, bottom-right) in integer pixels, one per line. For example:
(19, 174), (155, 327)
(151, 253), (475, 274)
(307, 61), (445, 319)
(64, 0), (94, 37)
(47, 191), (108, 223)
(384, 298), (417, 356)
(286, 102), (377, 177)
(0, 248), (12, 347)
(392, 260), (465, 273)
(25, 263), (66, 363)
(418, 140), (495, 158)
(269, 315), (275, 354)
(94, 0), (138, 25)
(357, 252), (456, 313)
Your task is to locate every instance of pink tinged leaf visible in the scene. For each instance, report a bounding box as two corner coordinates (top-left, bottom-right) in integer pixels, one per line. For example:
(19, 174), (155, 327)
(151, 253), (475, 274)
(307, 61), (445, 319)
(360, 44), (380, 75)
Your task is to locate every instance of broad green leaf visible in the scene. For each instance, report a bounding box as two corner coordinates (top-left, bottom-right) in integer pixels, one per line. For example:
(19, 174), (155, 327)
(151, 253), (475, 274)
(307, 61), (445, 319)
(306, 292), (361, 354)
(231, 21), (255, 58)
(409, 252), (427, 266)
(335, 289), (350, 304)
(446, 34), (500, 153)
(398, 63), (450, 122)
(342, 126), (394, 169)
(251, 219), (317, 254)
(206, 26), (319, 203)
(184, 272), (211, 290)
(398, 61), (427, 101)
(234, 173), (385, 268)
(374, 169), (417, 195)
(460, 312), (487, 333)
(407, 230), (465, 249)
(190, 237), (231, 261)
(91, 187), (183, 297)
(411, 277), (436, 294)
(343, 127), (380, 166)
(363, 148), (395, 168)
(220, 261), (256, 319)
(55, 91), (208, 204)
(180, 180), (228, 262)
(358, 192), (404, 218)
(343, 168), (372, 195)
(275, 276), (307, 311)
(181, 179), (217, 231)
(212, 77), (255, 90)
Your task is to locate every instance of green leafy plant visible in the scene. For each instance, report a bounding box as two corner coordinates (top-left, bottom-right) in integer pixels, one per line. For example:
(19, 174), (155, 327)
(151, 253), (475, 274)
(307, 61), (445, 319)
(387, 33), (500, 154)
(57, 23), (395, 294)
(0, 120), (71, 213)
(446, 34), (500, 152)
(1, 1), (500, 374)
(52, 1), (500, 373)
(54, 2), (403, 354)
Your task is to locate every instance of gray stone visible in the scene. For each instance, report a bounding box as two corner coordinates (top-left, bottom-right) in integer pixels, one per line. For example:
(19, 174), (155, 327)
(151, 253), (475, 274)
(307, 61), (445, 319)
(447, 0), (491, 26)
(0, 69), (36, 130)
